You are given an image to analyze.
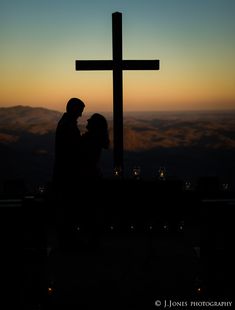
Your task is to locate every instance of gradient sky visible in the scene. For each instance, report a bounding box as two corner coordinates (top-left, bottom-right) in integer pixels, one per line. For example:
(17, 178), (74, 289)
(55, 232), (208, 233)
(1, 0), (235, 112)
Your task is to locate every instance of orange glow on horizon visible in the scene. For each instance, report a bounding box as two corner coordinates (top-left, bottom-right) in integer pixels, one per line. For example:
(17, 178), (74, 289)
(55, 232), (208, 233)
(1, 68), (235, 112)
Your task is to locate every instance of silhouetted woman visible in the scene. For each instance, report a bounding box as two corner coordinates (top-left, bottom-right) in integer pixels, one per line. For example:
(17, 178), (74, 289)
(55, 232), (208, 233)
(80, 113), (110, 179)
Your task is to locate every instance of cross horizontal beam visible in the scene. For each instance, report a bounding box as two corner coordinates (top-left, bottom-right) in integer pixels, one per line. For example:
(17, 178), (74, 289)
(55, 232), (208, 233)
(76, 60), (160, 71)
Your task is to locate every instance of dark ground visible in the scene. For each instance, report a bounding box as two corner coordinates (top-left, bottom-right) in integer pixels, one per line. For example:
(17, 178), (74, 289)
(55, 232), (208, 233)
(17, 179), (234, 309)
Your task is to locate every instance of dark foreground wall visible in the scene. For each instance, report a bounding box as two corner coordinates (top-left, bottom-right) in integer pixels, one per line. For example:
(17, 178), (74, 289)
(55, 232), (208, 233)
(20, 179), (234, 309)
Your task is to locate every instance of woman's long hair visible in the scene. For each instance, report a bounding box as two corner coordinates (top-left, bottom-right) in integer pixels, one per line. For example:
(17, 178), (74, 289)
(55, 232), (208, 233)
(86, 113), (110, 149)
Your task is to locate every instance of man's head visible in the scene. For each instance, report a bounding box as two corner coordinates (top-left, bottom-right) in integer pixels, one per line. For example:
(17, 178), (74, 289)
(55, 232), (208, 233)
(66, 98), (85, 118)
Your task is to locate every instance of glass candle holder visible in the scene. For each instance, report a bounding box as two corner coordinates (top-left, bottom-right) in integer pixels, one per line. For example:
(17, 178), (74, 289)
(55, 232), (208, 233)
(132, 166), (141, 180)
(158, 166), (166, 181)
(184, 181), (191, 191)
(113, 166), (122, 178)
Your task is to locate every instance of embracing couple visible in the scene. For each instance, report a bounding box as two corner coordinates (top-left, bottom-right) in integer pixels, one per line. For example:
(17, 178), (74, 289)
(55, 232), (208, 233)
(52, 97), (110, 192)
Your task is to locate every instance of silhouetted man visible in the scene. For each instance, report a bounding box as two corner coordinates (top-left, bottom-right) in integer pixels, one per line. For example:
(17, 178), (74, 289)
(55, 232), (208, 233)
(52, 97), (85, 193)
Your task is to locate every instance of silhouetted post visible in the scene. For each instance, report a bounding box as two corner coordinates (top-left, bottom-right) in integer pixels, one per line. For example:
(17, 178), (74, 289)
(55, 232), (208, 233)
(112, 13), (123, 174)
(76, 12), (160, 176)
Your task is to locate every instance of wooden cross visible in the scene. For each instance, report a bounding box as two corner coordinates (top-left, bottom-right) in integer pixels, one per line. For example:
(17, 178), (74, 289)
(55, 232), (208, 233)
(76, 12), (160, 176)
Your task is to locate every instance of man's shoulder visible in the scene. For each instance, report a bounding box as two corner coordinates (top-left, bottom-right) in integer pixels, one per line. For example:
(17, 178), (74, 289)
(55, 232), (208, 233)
(57, 113), (72, 127)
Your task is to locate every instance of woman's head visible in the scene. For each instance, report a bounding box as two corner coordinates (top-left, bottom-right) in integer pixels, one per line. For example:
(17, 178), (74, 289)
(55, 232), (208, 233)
(87, 113), (107, 130)
(86, 113), (110, 148)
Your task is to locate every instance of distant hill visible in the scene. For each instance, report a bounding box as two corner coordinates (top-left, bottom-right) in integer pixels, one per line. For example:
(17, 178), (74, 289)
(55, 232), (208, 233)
(0, 105), (62, 135)
(0, 106), (61, 191)
(0, 106), (235, 191)
(123, 110), (235, 151)
(1, 106), (235, 150)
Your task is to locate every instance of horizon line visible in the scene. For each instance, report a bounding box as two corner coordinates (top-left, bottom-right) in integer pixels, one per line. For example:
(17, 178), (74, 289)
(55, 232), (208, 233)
(1, 104), (235, 114)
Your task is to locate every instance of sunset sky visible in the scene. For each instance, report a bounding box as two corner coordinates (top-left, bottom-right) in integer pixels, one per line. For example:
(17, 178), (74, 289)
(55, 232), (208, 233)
(1, 0), (235, 113)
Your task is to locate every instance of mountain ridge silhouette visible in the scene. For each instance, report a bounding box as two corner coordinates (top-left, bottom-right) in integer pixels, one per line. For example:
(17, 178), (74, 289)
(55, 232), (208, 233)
(0, 106), (234, 190)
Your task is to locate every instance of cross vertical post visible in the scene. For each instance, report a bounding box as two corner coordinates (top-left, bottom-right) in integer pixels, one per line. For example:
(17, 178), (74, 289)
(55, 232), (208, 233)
(112, 12), (123, 175)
